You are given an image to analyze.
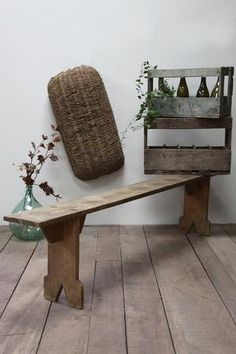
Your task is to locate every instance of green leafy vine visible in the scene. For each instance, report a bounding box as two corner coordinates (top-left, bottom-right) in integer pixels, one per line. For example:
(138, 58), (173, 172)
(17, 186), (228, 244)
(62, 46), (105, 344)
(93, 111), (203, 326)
(136, 61), (175, 128)
(121, 61), (175, 144)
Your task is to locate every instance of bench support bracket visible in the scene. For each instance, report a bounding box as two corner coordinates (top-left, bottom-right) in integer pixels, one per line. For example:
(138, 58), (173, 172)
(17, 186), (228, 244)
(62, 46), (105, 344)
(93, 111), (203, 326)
(42, 215), (86, 309)
(179, 176), (211, 236)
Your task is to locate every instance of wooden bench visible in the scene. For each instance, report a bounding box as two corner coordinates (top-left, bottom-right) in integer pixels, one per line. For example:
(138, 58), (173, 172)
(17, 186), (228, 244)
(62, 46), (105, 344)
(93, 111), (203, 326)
(4, 175), (211, 309)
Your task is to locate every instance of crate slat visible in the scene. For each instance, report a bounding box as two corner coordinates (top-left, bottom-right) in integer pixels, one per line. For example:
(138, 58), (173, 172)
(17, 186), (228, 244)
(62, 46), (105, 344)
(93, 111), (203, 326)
(150, 117), (232, 129)
(144, 148), (231, 173)
(148, 67), (231, 78)
(154, 97), (230, 118)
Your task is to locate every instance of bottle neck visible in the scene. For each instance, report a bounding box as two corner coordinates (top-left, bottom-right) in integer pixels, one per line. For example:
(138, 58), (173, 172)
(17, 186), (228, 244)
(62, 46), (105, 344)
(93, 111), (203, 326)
(201, 77), (206, 84)
(25, 185), (33, 196)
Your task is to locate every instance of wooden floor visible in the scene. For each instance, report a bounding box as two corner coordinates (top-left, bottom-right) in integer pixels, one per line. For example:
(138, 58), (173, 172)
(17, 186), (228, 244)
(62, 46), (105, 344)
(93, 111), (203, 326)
(1, 225), (236, 354)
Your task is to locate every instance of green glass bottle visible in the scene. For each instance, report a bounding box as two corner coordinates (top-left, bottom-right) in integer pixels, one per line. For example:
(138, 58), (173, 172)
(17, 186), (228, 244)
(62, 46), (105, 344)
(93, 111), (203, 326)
(9, 186), (44, 241)
(177, 77), (189, 97)
(159, 77), (165, 90)
(211, 77), (220, 97)
(196, 77), (209, 97)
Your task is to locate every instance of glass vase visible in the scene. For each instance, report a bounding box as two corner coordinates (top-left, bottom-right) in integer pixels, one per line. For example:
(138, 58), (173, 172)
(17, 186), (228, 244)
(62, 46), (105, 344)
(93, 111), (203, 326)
(9, 186), (44, 241)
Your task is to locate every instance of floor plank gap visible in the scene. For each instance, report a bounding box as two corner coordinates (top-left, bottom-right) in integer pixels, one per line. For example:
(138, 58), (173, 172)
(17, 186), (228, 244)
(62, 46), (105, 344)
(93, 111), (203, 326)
(119, 225), (131, 354)
(143, 225), (177, 354)
(0, 239), (40, 319)
(186, 231), (236, 326)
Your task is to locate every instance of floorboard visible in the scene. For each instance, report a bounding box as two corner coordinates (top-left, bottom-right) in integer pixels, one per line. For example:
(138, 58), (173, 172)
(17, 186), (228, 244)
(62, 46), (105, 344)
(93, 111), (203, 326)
(37, 227), (98, 354)
(1, 224), (236, 354)
(221, 224), (236, 242)
(187, 231), (236, 323)
(0, 226), (12, 252)
(0, 233), (38, 317)
(0, 241), (49, 354)
(121, 225), (175, 354)
(86, 226), (126, 354)
(145, 225), (236, 354)
(205, 224), (236, 284)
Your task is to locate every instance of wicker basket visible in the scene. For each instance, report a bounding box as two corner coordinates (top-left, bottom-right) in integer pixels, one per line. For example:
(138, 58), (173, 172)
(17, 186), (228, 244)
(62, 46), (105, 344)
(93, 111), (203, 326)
(48, 66), (124, 180)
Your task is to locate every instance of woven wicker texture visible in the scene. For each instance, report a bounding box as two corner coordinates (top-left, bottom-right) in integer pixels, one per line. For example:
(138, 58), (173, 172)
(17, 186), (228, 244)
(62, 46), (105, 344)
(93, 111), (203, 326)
(48, 66), (124, 180)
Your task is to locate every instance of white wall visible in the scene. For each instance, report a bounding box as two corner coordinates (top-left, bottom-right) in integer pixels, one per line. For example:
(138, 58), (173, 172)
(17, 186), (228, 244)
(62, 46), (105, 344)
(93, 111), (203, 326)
(1, 0), (236, 225)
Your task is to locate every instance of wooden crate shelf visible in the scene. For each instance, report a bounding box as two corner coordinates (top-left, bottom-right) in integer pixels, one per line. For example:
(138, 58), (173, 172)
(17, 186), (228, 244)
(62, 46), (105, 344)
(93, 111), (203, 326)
(149, 117), (232, 129)
(148, 66), (234, 119)
(144, 66), (234, 176)
(144, 147), (231, 175)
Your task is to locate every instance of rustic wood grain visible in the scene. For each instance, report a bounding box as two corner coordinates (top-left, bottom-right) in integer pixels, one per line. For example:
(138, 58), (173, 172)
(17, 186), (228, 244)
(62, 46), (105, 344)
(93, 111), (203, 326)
(0, 226), (12, 252)
(0, 237), (38, 316)
(179, 176), (210, 236)
(205, 224), (236, 284)
(154, 97), (228, 118)
(123, 262), (175, 354)
(2, 225), (236, 353)
(221, 224), (236, 242)
(121, 225), (175, 354)
(87, 261), (126, 354)
(187, 231), (236, 323)
(86, 225), (126, 354)
(148, 67), (231, 78)
(4, 175), (203, 227)
(37, 227), (98, 354)
(144, 148), (231, 173)
(96, 225), (121, 262)
(145, 225), (236, 353)
(120, 225), (150, 263)
(43, 217), (84, 309)
(150, 117), (232, 129)
(0, 240), (50, 354)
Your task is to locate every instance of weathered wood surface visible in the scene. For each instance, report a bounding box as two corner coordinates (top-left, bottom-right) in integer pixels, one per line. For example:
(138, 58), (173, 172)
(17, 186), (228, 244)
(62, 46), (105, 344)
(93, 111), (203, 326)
(148, 66), (232, 78)
(187, 229), (236, 323)
(0, 225), (12, 251)
(150, 117), (232, 129)
(120, 225), (151, 263)
(205, 224), (236, 285)
(120, 226), (175, 354)
(2, 225), (236, 353)
(145, 225), (236, 353)
(180, 176), (210, 236)
(86, 226), (126, 354)
(0, 234), (38, 316)
(4, 175), (202, 227)
(145, 148), (231, 173)
(0, 240), (50, 353)
(222, 223), (236, 242)
(154, 97), (230, 118)
(38, 227), (98, 354)
(43, 217), (83, 309)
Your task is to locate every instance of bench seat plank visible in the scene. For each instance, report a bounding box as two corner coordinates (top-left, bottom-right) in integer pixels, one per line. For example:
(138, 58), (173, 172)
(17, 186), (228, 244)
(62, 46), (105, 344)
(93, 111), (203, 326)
(4, 175), (202, 227)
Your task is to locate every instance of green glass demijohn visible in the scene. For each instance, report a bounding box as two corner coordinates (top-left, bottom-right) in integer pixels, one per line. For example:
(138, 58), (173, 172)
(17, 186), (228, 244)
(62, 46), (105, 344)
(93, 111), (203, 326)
(9, 186), (44, 241)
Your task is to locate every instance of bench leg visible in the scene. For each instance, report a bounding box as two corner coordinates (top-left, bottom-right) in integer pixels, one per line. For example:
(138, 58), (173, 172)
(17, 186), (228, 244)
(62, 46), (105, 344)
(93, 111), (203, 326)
(179, 177), (211, 236)
(42, 215), (86, 309)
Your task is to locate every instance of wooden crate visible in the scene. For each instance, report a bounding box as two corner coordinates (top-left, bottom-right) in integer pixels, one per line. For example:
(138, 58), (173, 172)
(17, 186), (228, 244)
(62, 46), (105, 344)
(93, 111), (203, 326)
(149, 67), (234, 118)
(144, 116), (233, 175)
(144, 66), (233, 175)
(145, 147), (231, 175)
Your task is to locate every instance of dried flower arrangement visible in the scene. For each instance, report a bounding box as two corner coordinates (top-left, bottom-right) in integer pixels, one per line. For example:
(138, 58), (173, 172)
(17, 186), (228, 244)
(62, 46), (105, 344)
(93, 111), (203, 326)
(15, 125), (62, 200)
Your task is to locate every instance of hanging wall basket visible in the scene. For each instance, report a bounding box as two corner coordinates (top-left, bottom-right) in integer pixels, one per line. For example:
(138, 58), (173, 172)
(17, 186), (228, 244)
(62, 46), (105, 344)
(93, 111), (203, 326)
(48, 66), (124, 181)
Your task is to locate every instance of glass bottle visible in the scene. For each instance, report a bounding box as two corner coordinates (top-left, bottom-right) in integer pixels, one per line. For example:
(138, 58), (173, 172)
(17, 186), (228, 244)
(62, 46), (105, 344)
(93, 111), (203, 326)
(211, 77), (220, 97)
(177, 77), (189, 97)
(9, 186), (44, 241)
(159, 77), (165, 91)
(196, 77), (209, 97)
